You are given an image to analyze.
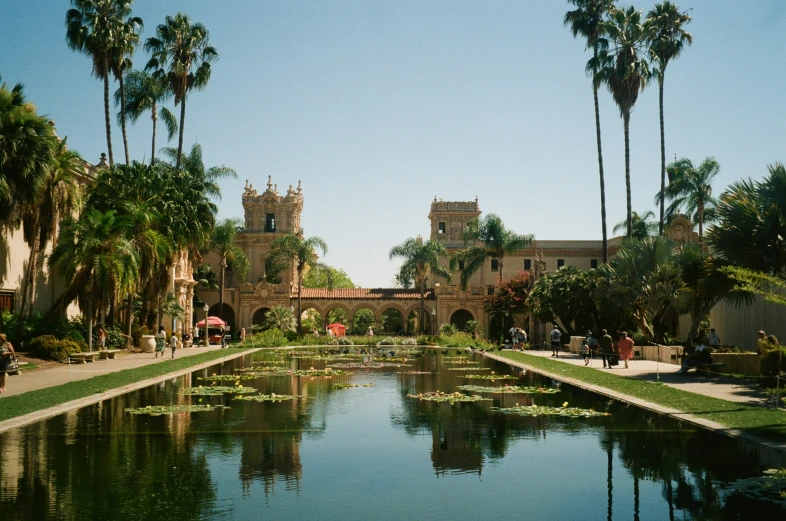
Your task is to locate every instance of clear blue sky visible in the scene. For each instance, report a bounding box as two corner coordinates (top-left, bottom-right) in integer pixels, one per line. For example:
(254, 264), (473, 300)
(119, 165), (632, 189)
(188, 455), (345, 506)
(2, 1), (784, 287)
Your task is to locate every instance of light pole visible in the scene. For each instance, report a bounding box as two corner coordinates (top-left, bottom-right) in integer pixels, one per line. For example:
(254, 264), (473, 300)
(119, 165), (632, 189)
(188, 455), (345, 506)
(431, 308), (436, 335)
(203, 303), (210, 347)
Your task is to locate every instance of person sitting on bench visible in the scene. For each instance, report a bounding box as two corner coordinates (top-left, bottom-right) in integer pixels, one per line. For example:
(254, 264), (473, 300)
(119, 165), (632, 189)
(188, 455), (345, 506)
(676, 342), (711, 374)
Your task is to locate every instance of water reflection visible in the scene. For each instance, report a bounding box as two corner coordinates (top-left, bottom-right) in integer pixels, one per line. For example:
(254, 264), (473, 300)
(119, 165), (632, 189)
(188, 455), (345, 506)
(0, 349), (784, 520)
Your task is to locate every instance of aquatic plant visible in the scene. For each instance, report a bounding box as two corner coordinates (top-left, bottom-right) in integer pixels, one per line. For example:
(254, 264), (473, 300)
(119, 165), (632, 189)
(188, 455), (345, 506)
(457, 385), (560, 394)
(235, 393), (302, 402)
(328, 362), (411, 368)
(460, 373), (518, 380)
(333, 383), (375, 389)
(447, 367), (490, 371)
(407, 391), (488, 403)
(722, 468), (786, 507)
(181, 385), (257, 396)
(495, 403), (609, 418)
(126, 404), (229, 416)
(399, 371), (435, 375)
(445, 360), (480, 365)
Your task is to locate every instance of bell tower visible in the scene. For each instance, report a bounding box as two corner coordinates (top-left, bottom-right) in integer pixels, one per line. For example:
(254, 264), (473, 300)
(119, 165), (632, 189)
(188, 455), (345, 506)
(428, 196), (482, 248)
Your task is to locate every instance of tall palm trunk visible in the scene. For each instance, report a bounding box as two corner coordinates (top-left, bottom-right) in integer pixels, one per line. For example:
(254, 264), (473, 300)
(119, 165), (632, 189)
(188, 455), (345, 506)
(176, 97), (186, 171)
(150, 100), (157, 163)
(87, 299), (94, 351)
(119, 73), (130, 166)
(623, 111), (633, 238)
(658, 74), (666, 235)
(102, 57), (114, 168)
(25, 232), (41, 318)
(698, 201), (704, 243)
(593, 83), (609, 263)
(218, 257), (226, 322)
(125, 293), (134, 348)
(419, 278), (425, 334)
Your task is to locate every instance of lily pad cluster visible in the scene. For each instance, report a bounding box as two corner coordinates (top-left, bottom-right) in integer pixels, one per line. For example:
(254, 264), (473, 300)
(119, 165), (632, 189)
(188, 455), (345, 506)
(457, 385), (560, 394)
(251, 360), (286, 366)
(722, 469), (786, 507)
(461, 374), (518, 380)
(199, 374), (255, 382)
(407, 391), (488, 403)
(182, 385), (257, 396)
(445, 360), (479, 365)
(495, 403), (610, 418)
(126, 404), (228, 416)
(328, 362), (411, 369)
(398, 371), (435, 375)
(235, 394), (302, 402)
(333, 383), (375, 389)
(447, 367), (490, 371)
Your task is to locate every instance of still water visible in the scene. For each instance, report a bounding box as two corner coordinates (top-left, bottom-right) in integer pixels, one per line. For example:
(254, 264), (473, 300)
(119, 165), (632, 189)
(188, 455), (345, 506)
(1, 348), (784, 520)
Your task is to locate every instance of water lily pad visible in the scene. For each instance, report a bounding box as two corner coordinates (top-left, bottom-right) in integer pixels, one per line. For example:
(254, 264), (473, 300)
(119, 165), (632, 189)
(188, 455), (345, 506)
(447, 367), (490, 371)
(126, 404), (228, 416)
(182, 385), (257, 396)
(235, 394), (303, 402)
(399, 371), (435, 375)
(333, 383), (375, 389)
(328, 362), (411, 368)
(495, 404), (609, 418)
(457, 385), (560, 394)
(461, 374), (518, 380)
(407, 391), (489, 403)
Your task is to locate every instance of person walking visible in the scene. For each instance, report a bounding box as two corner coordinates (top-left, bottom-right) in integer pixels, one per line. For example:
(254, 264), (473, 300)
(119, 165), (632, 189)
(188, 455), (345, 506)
(169, 331), (178, 359)
(155, 325), (167, 358)
(580, 339), (590, 366)
(586, 330), (598, 361)
(617, 331), (635, 369)
(599, 329), (614, 369)
(0, 333), (16, 393)
(550, 325), (561, 358)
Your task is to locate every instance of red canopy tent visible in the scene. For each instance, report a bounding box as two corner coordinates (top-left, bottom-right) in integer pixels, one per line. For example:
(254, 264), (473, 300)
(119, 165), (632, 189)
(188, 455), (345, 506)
(196, 316), (226, 328)
(327, 323), (347, 337)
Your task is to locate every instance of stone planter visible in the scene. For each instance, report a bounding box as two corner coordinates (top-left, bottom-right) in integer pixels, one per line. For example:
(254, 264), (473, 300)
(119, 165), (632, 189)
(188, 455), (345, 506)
(639, 345), (683, 365)
(709, 353), (760, 376)
(140, 335), (156, 353)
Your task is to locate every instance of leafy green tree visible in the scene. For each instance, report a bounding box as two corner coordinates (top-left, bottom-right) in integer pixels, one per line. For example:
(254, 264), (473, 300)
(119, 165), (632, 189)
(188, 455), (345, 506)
(656, 157), (719, 242)
(266, 233), (329, 333)
(596, 236), (691, 341)
(565, 0), (616, 263)
(527, 266), (600, 337)
(646, 2), (692, 235)
(389, 237), (452, 334)
(145, 13), (218, 170)
(66, 0), (136, 167)
(464, 320), (483, 338)
(209, 218), (249, 323)
(115, 70), (177, 163)
(303, 265), (355, 288)
(485, 270), (532, 320)
(350, 309), (375, 335)
(600, 6), (651, 237)
(19, 140), (84, 318)
(449, 214), (533, 287)
(613, 210), (658, 240)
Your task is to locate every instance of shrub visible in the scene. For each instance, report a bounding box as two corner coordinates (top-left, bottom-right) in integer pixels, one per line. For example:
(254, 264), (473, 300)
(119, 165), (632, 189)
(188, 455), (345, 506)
(106, 326), (126, 349)
(400, 337), (417, 345)
(417, 335), (439, 346)
(440, 323), (458, 336)
(377, 336), (398, 346)
(29, 335), (83, 362)
(438, 332), (495, 351)
(243, 328), (288, 348)
(338, 337), (353, 346)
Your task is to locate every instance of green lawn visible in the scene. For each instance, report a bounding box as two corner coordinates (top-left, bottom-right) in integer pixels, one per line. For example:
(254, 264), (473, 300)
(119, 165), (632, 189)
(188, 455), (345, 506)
(496, 351), (786, 444)
(0, 348), (255, 423)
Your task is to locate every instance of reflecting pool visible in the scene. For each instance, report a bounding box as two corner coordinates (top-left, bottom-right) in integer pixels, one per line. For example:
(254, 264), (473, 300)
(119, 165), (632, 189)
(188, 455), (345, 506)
(1, 348), (784, 520)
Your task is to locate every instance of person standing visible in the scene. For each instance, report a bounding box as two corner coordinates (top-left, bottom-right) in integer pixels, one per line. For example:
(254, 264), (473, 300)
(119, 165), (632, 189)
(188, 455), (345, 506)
(617, 331), (635, 369)
(550, 325), (561, 357)
(707, 328), (720, 347)
(155, 325), (167, 358)
(366, 326), (374, 337)
(0, 333), (16, 393)
(599, 329), (613, 368)
(97, 326), (107, 351)
(581, 339), (590, 366)
(240, 327), (246, 343)
(169, 331), (178, 359)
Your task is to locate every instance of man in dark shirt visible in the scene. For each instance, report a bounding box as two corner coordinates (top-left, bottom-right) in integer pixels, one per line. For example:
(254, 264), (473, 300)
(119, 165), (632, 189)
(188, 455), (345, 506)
(599, 329), (614, 369)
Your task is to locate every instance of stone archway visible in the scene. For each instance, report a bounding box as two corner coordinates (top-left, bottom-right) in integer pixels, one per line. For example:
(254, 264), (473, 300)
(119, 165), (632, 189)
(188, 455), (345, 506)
(351, 307), (376, 335)
(251, 307), (270, 328)
(325, 305), (350, 326)
(209, 303), (236, 328)
(300, 307), (323, 334)
(450, 309), (474, 332)
(380, 308), (405, 334)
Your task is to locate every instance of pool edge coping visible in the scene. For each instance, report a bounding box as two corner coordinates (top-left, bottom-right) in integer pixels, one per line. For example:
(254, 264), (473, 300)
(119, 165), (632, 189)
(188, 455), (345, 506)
(0, 348), (262, 434)
(482, 351), (786, 456)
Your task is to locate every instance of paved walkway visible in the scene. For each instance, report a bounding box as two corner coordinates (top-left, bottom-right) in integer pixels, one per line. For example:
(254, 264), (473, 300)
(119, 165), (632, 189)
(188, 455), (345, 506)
(1, 345), (228, 399)
(501, 348), (771, 406)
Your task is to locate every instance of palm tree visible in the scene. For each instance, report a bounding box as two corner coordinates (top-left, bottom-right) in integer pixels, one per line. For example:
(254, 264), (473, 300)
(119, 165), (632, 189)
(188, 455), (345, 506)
(209, 218), (249, 324)
(265, 233), (328, 334)
(600, 6), (651, 237)
(389, 237), (452, 334)
(19, 139), (84, 318)
(145, 14), (218, 170)
(646, 2), (692, 235)
(656, 157), (719, 243)
(161, 144), (236, 201)
(613, 210), (658, 240)
(109, 15), (143, 166)
(263, 305), (297, 333)
(66, 0), (136, 168)
(115, 70), (178, 162)
(49, 209), (140, 350)
(450, 214), (533, 288)
(564, 0), (616, 263)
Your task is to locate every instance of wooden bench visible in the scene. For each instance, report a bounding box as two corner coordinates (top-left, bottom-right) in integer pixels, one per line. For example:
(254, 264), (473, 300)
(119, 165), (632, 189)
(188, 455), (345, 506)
(69, 352), (99, 364)
(696, 362), (726, 374)
(99, 349), (122, 360)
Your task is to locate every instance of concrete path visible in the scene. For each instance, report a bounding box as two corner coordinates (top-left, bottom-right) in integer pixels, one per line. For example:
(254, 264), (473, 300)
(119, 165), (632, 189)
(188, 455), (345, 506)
(0, 345), (228, 399)
(501, 347), (771, 406)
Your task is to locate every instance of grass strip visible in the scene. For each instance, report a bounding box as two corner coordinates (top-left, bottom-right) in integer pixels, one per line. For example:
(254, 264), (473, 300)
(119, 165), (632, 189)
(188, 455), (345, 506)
(496, 351), (786, 444)
(0, 348), (255, 423)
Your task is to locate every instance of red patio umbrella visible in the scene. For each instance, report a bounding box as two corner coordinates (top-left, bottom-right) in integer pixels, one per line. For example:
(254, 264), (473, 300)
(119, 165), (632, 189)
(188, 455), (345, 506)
(327, 323), (347, 337)
(196, 316), (226, 328)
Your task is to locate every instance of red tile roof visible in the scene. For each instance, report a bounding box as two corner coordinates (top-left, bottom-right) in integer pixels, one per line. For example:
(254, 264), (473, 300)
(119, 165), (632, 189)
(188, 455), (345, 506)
(295, 288), (434, 300)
